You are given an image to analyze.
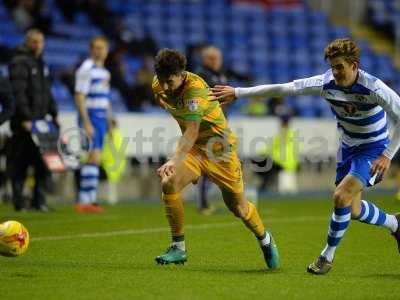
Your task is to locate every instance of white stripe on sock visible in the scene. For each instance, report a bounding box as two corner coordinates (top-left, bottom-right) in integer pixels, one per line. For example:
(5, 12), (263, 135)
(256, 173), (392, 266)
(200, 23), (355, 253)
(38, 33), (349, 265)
(259, 231), (271, 246)
(359, 200), (369, 221)
(321, 245), (335, 262)
(332, 213), (351, 222)
(172, 241), (185, 251)
(384, 215), (398, 233)
(89, 190), (98, 204)
(79, 192), (91, 204)
(370, 205), (379, 224)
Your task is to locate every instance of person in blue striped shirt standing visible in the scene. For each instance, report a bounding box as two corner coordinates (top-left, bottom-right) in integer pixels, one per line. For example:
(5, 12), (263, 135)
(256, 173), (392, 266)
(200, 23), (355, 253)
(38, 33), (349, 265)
(211, 38), (400, 275)
(74, 36), (112, 213)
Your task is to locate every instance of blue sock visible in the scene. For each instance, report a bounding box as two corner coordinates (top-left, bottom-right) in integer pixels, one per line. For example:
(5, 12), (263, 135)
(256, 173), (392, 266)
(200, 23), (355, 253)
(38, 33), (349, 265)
(79, 164), (99, 204)
(321, 206), (351, 262)
(356, 200), (398, 232)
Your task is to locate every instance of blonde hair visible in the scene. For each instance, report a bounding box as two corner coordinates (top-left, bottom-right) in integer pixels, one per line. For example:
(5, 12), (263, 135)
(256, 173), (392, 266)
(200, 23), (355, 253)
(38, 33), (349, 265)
(90, 36), (109, 48)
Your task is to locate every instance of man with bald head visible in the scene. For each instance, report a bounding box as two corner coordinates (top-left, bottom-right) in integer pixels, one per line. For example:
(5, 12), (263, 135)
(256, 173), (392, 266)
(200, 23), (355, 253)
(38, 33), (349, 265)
(198, 46), (227, 89)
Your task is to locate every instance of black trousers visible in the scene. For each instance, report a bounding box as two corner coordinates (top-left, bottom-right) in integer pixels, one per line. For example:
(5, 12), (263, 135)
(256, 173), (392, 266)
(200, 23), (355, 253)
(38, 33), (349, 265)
(198, 176), (210, 209)
(252, 157), (283, 194)
(7, 131), (49, 211)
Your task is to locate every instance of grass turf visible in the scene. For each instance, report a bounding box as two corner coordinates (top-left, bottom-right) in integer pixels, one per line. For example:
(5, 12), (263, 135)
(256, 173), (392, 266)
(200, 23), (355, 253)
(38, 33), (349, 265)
(0, 196), (400, 299)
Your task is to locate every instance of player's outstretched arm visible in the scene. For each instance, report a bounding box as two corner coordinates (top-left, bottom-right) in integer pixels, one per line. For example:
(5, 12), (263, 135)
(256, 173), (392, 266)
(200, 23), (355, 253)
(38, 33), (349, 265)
(211, 82), (297, 105)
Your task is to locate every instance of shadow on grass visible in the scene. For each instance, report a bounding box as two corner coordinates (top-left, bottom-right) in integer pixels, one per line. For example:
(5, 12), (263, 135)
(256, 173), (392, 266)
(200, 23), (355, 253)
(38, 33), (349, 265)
(154, 265), (284, 276)
(3, 272), (37, 278)
(1, 259), (285, 276)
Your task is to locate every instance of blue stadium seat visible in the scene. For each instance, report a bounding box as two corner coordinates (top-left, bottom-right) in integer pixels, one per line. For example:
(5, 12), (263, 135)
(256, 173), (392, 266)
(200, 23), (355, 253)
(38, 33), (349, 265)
(164, 3), (185, 17)
(46, 38), (88, 56)
(330, 26), (349, 38)
(0, 34), (23, 47)
(307, 11), (328, 25)
(183, 4), (204, 19)
(141, 3), (163, 16)
(186, 32), (206, 45)
(52, 81), (74, 112)
(1, 21), (20, 35)
(74, 13), (90, 25)
(292, 96), (318, 117)
(50, 6), (65, 23)
(314, 97), (334, 118)
(44, 53), (80, 69)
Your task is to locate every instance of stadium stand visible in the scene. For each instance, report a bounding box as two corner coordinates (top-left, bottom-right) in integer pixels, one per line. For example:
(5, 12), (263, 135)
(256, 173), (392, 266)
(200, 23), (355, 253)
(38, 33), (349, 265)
(367, 0), (400, 40)
(0, 0), (399, 117)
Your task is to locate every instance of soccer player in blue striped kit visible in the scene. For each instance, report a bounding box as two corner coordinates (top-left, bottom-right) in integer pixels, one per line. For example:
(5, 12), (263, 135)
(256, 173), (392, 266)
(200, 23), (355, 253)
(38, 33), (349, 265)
(74, 36), (112, 213)
(212, 38), (400, 275)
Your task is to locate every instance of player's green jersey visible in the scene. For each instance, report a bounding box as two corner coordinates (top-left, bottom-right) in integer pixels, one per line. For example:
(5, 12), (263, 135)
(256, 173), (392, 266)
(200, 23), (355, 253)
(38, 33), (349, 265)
(152, 71), (236, 156)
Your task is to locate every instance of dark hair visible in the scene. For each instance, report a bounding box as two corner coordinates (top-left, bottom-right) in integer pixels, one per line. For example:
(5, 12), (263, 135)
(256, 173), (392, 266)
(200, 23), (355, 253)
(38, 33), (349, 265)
(324, 38), (360, 65)
(154, 48), (187, 79)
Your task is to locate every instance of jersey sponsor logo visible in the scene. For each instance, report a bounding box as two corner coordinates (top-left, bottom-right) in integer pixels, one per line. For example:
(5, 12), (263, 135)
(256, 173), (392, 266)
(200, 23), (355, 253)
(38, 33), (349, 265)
(355, 95), (367, 102)
(188, 99), (199, 112)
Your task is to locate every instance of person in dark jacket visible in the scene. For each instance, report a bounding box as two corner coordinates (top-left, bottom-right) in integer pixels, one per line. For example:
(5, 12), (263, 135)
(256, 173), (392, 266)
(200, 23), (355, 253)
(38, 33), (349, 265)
(0, 74), (15, 205)
(8, 28), (58, 212)
(195, 46), (228, 215)
(0, 74), (14, 125)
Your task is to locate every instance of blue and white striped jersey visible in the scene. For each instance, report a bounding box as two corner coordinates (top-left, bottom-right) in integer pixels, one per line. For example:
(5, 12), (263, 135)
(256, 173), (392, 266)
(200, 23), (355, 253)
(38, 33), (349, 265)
(235, 69), (400, 159)
(75, 58), (111, 119)
(292, 69), (400, 158)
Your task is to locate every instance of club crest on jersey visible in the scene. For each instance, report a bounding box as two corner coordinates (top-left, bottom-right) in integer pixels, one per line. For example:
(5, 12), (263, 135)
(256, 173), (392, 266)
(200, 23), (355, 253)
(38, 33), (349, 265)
(188, 99), (199, 112)
(343, 103), (357, 115)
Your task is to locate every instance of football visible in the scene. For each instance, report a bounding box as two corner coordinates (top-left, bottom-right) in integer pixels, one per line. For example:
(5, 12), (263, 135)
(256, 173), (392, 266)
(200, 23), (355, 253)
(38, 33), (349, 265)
(0, 220), (29, 257)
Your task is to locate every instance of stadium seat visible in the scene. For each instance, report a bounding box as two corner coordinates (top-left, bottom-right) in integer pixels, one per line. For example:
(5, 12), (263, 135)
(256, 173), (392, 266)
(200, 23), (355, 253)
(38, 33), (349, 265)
(44, 53), (80, 70)
(52, 81), (74, 112)
(0, 34), (23, 47)
(110, 89), (128, 113)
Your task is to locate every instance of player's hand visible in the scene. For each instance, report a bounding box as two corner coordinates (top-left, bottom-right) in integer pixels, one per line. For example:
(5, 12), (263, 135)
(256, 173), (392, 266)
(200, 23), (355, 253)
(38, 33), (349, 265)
(22, 121), (32, 132)
(155, 94), (167, 108)
(370, 155), (391, 178)
(84, 121), (94, 138)
(157, 160), (176, 178)
(210, 85), (237, 105)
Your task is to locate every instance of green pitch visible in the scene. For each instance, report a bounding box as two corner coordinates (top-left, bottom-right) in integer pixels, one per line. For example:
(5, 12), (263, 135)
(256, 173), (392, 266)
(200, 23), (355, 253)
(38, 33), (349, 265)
(1, 196), (400, 299)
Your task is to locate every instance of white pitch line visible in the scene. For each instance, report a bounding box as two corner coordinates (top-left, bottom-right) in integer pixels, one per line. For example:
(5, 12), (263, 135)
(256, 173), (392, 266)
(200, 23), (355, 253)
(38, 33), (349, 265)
(31, 216), (327, 242)
(20, 215), (121, 225)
